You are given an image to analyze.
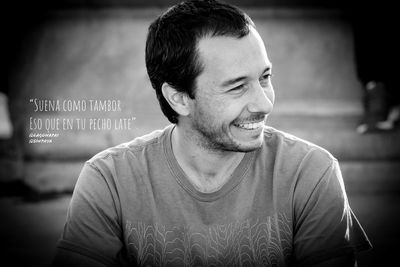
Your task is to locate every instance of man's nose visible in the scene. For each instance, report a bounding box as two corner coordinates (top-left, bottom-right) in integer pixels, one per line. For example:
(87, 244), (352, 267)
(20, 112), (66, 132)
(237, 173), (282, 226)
(247, 83), (274, 114)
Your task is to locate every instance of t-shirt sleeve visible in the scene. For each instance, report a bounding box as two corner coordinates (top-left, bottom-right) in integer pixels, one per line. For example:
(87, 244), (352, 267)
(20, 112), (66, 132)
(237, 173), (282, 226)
(55, 162), (127, 267)
(292, 152), (372, 266)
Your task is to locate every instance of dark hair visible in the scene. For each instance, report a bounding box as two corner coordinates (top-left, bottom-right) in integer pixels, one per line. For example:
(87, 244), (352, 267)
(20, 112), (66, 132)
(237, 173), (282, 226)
(145, 0), (254, 123)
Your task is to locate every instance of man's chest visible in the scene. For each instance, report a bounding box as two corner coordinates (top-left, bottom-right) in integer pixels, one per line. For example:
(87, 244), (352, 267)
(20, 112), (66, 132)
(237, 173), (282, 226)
(123, 212), (293, 267)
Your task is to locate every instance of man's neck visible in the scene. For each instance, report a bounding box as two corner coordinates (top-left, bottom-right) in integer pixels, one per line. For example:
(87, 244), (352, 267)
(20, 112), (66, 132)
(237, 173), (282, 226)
(171, 125), (245, 193)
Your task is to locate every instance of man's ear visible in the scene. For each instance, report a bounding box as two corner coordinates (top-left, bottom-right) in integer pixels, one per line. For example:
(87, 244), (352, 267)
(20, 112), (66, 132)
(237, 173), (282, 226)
(161, 83), (191, 117)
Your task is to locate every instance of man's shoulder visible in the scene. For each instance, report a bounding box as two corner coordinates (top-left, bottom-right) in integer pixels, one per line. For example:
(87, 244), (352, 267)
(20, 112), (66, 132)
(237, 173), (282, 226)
(263, 126), (336, 164)
(262, 127), (340, 196)
(87, 125), (172, 164)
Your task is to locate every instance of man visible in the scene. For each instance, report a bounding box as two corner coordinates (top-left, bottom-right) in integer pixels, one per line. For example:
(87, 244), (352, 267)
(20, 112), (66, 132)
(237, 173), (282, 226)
(54, 0), (371, 266)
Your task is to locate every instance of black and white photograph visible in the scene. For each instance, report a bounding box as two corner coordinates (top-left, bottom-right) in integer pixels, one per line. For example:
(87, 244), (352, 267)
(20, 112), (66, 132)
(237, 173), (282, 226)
(2, 0), (399, 266)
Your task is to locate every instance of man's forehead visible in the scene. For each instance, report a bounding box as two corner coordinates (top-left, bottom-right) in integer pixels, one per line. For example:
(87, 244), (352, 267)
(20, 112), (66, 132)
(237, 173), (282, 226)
(197, 28), (270, 81)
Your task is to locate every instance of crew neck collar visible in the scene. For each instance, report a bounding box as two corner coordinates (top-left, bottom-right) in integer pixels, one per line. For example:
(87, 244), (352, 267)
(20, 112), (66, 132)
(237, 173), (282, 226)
(163, 125), (255, 202)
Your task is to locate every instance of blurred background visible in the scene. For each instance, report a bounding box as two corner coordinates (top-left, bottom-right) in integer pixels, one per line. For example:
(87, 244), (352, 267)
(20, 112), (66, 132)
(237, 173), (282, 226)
(2, 0), (399, 266)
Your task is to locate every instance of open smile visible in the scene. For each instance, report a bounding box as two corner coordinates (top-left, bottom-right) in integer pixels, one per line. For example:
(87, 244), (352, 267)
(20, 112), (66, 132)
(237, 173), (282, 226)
(233, 120), (265, 130)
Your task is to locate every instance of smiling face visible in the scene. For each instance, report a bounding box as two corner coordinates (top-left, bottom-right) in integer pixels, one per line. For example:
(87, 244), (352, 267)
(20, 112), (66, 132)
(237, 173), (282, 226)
(184, 27), (275, 152)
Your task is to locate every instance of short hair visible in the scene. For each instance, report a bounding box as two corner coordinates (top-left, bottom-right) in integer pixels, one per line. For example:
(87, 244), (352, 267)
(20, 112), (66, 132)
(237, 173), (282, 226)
(145, 0), (255, 123)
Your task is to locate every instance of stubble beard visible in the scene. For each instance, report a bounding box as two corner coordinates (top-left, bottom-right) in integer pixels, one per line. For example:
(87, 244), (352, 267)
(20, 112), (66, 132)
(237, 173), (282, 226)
(188, 113), (264, 154)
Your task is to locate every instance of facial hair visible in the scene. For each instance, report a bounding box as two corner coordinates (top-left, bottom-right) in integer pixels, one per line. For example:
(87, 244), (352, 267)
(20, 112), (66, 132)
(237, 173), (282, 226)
(188, 108), (266, 153)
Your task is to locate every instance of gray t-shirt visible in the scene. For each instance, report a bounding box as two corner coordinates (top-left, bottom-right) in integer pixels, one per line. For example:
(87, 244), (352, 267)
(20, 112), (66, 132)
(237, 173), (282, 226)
(56, 125), (371, 266)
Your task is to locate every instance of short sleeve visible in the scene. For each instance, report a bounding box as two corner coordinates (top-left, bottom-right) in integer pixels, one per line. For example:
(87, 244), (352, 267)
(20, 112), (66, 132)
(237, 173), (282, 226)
(293, 155), (372, 266)
(55, 162), (127, 266)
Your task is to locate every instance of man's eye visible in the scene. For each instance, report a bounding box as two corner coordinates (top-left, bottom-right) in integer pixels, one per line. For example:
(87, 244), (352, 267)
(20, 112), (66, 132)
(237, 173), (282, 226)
(260, 73), (272, 87)
(261, 73), (272, 80)
(229, 84), (246, 92)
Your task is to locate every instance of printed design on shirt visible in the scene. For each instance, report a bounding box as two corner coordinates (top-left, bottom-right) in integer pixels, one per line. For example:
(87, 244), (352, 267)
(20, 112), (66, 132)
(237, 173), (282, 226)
(125, 213), (292, 267)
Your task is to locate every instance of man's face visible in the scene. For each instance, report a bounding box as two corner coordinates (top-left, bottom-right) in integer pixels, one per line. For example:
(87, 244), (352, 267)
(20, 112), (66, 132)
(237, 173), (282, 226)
(186, 27), (275, 152)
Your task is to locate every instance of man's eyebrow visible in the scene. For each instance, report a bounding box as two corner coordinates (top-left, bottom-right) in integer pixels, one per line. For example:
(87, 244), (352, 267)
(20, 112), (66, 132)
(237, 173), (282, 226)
(220, 66), (272, 87)
(261, 66), (272, 74)
(221, 76), (247, 87)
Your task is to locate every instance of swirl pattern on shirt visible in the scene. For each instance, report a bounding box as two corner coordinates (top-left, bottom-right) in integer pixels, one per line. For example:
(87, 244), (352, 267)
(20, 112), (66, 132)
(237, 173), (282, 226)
(126, 213), (292, 267)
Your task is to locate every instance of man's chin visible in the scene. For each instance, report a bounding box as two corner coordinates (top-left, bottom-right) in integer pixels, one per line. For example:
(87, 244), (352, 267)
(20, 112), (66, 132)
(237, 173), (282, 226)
(226, 137), (264, 153)
(230, 130), (264, 152)
(235, 143), (263, 153)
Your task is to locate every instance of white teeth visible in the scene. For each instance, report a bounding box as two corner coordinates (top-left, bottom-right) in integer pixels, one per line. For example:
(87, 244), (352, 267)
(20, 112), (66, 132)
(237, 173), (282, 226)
(237, 121), (264, 130)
